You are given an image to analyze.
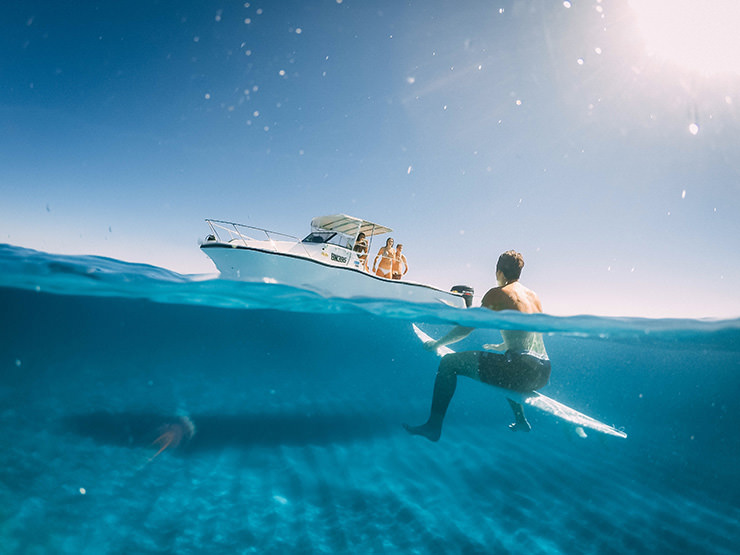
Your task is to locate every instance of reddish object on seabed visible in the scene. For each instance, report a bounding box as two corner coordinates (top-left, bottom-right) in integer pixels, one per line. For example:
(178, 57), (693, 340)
(149, 415), (196, 461)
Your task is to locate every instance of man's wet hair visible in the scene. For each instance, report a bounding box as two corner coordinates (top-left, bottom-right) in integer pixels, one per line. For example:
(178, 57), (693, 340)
(496, 250), (524, 281)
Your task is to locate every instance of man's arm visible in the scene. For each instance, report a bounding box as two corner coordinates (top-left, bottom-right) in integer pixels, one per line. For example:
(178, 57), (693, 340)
(479, 287), (508, 351)
(424, 325), (474, 351)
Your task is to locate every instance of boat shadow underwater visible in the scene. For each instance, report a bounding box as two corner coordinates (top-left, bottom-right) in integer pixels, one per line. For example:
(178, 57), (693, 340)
(64, 410), (395, 455)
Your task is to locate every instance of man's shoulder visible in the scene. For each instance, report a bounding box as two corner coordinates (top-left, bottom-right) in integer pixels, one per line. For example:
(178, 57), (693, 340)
(481, 286), (510, 310)
(482, 286), (505, 297)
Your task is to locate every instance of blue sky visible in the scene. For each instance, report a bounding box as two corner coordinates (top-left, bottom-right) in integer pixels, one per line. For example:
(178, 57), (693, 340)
(2, 1), (739, 318)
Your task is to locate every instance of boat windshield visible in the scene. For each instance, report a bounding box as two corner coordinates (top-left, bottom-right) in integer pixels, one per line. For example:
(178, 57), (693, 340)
(302, 232), (338, 244)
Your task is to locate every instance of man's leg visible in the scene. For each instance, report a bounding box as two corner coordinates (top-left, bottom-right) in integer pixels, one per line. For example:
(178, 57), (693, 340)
(404, 352), (479, 441)
(506, 398), (531, 432)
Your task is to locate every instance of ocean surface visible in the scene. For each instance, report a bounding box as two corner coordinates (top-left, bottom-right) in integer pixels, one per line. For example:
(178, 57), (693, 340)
(1, 243), (738, 554)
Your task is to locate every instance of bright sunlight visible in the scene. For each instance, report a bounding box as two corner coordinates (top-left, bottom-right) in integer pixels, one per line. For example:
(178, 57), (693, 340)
(629, 0), (740, 75)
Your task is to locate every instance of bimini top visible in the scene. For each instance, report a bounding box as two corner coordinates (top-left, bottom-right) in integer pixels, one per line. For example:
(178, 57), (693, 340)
(310, 214), (392, 238)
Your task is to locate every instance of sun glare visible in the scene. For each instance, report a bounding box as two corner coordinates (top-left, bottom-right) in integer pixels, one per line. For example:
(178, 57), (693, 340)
(629, 0), (740, 75)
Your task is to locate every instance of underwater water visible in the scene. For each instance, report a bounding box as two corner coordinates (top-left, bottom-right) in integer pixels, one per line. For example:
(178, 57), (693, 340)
(1, 244), (738, 554)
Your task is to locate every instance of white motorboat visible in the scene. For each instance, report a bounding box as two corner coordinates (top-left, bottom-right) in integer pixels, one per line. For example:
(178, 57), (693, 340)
(200, 214), (472, 308)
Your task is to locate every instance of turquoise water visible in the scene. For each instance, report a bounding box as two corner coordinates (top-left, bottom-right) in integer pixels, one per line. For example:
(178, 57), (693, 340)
(1, 244), (738, 554)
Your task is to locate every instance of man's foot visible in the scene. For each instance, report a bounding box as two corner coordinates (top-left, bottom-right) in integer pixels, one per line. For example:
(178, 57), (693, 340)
(506, 398), (531, 433)
(508, 419), (531, 432)
(403, 422), (441, 442)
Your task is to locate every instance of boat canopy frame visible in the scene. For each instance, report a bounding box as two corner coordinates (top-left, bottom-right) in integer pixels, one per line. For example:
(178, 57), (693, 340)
(310, 214), (392, 254)
(310, 214), (392, 240)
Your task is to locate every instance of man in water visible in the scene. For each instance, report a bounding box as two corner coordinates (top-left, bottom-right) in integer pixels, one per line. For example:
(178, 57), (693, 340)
(404, 250), (550, 442)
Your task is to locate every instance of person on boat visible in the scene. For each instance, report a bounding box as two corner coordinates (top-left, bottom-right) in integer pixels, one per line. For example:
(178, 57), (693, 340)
(404, 250), (550, 442)
(353, 232), (369, 270)
(392, 243), (409, 280)
(372, 237), (395, 278)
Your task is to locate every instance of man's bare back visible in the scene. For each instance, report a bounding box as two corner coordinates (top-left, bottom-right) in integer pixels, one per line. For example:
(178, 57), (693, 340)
(481, 281), (543, 314)
(481, 281), (546, 356)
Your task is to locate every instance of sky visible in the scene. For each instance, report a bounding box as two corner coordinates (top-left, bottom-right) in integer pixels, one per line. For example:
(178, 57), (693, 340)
(1, 0), (739, 318)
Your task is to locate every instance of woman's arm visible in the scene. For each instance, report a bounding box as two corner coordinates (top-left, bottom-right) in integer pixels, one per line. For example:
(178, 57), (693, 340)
(372, 248), (382, 270)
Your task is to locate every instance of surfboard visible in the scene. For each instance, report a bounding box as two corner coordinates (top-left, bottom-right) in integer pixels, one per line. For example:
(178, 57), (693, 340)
(412, 324), (627, 439)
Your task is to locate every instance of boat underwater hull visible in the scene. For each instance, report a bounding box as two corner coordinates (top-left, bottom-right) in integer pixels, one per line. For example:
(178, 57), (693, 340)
(201, 243), (466, 308)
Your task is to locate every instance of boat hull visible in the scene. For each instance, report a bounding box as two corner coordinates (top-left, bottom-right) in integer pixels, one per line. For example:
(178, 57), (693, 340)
(200, 243), (466, 308)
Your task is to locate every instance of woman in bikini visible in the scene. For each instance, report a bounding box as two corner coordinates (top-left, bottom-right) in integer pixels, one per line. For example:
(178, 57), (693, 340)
(372, 237), (395, 278)
(353, 232), (369, 271)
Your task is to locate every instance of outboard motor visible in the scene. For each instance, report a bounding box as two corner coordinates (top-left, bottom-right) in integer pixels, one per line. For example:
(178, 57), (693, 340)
(450, 285), (474, 308)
